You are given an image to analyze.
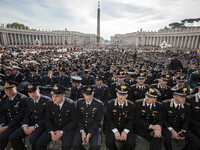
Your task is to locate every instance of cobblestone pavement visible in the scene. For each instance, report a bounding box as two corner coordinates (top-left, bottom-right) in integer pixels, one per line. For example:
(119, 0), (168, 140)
(6, 133), (185, 150)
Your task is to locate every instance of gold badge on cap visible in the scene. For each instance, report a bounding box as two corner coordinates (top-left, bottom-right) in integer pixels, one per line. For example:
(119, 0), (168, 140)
(5, 82), (10, 87)
(120, 71), (124, 75)
(180, 76), (184, 80)
(87, 87), (91, 91)
(140, 73), (144, 77)
(121, 85), (127, 91)
(28, 85), (33, 89)
(149, 88), (155, 94)
(54, 85), (58, 90)
(183, 88), (187, 93)
(166, 75), (170, 78)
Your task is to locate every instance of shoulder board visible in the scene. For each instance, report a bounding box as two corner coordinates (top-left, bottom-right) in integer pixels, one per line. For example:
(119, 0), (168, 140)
(186, 95), (195, 99)
(155, 101), (162, 105)
(185, 102), (190, 106)
(126, 100), (134, 105)
(67, 99), (74, 104)
(77, 98), (85, 102)
(108, 99), (115, 104)
(162, 99), (171, 103)
(151, 84), (157, 87)
(95, 99), (102, 103)
(135, 99), (144, 103)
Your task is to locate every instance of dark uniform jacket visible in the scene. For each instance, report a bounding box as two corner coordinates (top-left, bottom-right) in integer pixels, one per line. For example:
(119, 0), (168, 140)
(22, 95), (50, 128)
(106, 99), (135, 133)
(186, 93), (200, 127)
(110, 82), (129, 99)
(152, 83), (173, 102)
(12, 73), (26, 84)
(46, 98), (77, 134)
(0, 92), (27, 128)
(128, 84), (149, 102)
(77, 98), (103, 136)
(162, 99), (190, 131)
(27, 74), (43, 84)
(135, 99), (162, 130)
(70, 85), (84, 101)
(55, 74), (70, 88)
(81, 75), (95, 85)
(93, 84), (110, 106)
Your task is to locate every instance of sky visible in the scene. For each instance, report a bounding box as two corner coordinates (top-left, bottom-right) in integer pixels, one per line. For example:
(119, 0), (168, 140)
(0, 0), (200, 40)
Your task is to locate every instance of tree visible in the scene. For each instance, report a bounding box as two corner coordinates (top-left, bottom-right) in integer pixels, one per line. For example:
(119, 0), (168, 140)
(169, 22), (183, 29)
(6, 22), (30, 30)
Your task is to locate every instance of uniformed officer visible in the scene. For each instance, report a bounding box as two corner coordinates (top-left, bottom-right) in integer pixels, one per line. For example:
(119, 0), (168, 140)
(56, 68), (71, 88)
(73, 85), (103, 150)
(36, 84), (77, 150)
(128, 73), (149, 102)
(168, 54), (183, 74)
(81, 69), (95, 86)
(188, 66), (200, 88)
(70, 76), (84, 101)
(42, 67), (56, 86)
(162, 86), (200, 150)
(135, 87), (162, 150)
(9, 83), (50, 150)
(110, 70), (129, 99)
(3, 66), (13, 81)
(27, 68), (43, 84)
(105, 85), (136, 150)
(0, 81), (27, 150)
(186, 84), (200, 148)
(124, 72), (135, 86)
(173, 75), (190, 95)
(93, 75), (110, 107)
(151, 74), (173, 102)
(12, 66), (26, 84)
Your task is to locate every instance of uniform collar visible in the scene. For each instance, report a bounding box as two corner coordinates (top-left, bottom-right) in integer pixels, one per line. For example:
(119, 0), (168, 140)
(58, 99), (65, 109)
(85, 98), (93, 105)
(9, 93), (17, 101)
(34, 95), (41, 104)
(77, 84), (82, 89)
(197, 93), (200, 99)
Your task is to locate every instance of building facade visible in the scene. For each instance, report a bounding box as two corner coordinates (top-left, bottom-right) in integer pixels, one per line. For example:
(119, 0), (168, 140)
(110, 27), (200, 49)
(0, 24), (104, 46)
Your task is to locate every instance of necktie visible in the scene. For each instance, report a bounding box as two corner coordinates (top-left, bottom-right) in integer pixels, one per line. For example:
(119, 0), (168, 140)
(176, 105), (180, 110)
(148, 105), (151, 110)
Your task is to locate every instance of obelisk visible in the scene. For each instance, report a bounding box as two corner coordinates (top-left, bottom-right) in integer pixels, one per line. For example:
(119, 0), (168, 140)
(97, 1), (100, 46)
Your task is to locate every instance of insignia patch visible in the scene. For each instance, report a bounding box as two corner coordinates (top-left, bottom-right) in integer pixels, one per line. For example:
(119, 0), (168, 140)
(141, 110), (146, 113)
(113, 109), (117, 112)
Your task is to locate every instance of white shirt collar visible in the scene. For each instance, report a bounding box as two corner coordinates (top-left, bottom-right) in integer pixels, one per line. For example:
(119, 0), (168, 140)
(197, 93), (200, 99)
(34, 96), (41, 104)
(58, 99), (65, 109)
(77, 84), (81, 89)
(10, 94), (17, 101)
(85, 98), (93, 105)
(118, 101), (125, 108)
(173, 100), (180, 108)
(145, 100), (152, 109)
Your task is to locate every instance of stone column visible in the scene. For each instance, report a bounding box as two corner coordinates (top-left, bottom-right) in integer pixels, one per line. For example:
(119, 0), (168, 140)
(195, 36), (200, 49)
(187, 36), (191, 48)
(6, 33), (10, 45)
(32, 35), (34, 45)
(191, 36), (195, 49)
(180, 36), (183, 48)
(183, 36), (188, 48)
(10, 33), (13, 45)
